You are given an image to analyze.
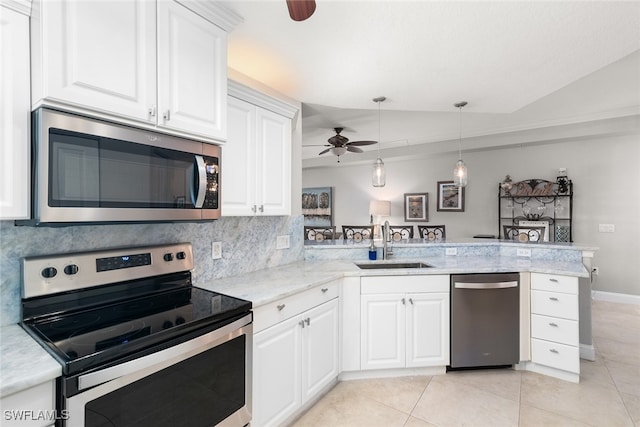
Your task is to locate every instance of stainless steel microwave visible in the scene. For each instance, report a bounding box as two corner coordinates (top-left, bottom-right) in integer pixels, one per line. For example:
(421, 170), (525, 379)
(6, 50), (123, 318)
(19, 108), (221, 226)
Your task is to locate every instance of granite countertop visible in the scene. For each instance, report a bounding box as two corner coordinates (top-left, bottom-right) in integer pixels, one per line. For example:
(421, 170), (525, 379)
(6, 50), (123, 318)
(0, 252), (589, 399)
(200, 255), (589, 307)
(0, 324), (61, 398)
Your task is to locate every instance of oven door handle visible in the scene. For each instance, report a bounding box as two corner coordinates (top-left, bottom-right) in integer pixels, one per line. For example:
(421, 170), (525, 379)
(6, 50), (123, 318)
(78, 313), (252, 391)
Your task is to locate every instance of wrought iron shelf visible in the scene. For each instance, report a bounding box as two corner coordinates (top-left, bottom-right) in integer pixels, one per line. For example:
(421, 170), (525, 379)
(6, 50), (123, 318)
(498, 178), (573, 242)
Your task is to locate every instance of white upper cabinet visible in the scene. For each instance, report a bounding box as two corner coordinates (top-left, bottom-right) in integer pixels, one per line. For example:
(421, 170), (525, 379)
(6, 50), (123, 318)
(30, 0), (233, 142)
(0, 2), (30, 219)
(223, 91), (295, 216)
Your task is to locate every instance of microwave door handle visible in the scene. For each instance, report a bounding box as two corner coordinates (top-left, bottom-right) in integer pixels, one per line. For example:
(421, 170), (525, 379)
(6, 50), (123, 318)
(192, 155), (207, 208)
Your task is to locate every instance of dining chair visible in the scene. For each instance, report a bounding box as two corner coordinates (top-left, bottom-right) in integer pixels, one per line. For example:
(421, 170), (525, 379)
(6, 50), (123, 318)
(341, 225), (374, 242)
(503, 225), (546, 243)
(304, 226), (337, 241)
(417, 225), (446, 241)
(381, 225), (414, 241)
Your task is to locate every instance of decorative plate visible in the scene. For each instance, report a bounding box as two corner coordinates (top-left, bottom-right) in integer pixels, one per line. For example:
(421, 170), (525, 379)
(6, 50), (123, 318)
(393, 232), (402, 242)
(315, 233), (324, 241)
(518, 232), (529, 242)
(427, 232), (436, 241)
(353, 232), (362, 242)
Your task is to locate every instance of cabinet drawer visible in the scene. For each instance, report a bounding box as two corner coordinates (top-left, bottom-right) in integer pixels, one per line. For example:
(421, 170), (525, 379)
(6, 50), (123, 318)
(361, 275), (449, 294)
(253, 281), (339, 333)
(531, 338), (580, 374)
(531, 314), (578, 346)
(531, 290), (578, 320)
(531, 273), (578, 294)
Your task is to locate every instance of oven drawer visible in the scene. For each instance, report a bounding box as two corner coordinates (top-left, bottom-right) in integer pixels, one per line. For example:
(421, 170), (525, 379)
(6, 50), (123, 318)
(531, 314), (579, 346)
(253, 281), (339, 333)
(531, 290), (578, 320)
(531, 338), (580, 374)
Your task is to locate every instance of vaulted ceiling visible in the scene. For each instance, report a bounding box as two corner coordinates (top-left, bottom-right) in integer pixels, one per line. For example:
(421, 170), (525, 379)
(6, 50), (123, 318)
(221, 1), (640, 166)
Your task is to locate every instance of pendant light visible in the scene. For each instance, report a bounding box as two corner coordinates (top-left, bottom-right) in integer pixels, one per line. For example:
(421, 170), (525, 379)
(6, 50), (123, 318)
(453, 101), (468, 187)
(372, 96), (386, 187)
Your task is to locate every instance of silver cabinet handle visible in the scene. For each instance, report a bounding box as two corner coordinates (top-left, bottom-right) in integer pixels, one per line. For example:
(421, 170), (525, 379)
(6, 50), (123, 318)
(259, 205), (264, 213)
(321, 288), (328, 293)
(402, 298), (406, 305)
(252, 205), (257, 213)
(549, 297), (559, 301)
(163, 110), (170, 121)
(549, 322), (558, 327)
(409, 298), (414, 305)
(305, 318), (310, 326)
(277, 304), (285, 311)
(549, 278), (559, 283)
(148, 106), (156, 117)
(299, 320), (305, 328)
(549, 349), (559, 354)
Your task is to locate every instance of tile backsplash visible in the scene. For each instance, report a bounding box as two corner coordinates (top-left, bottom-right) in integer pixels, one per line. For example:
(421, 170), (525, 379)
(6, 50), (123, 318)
(0, 215), (304, 326)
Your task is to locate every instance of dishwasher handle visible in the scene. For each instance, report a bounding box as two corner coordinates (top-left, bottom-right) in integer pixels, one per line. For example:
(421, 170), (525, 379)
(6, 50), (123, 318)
(454, 281), (518, 289)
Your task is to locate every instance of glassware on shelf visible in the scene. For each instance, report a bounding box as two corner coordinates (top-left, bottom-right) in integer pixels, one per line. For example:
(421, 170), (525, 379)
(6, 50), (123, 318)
(537, 205), (546, 216)
(522, 202), (531, 216)
(554, 200), (564, 216)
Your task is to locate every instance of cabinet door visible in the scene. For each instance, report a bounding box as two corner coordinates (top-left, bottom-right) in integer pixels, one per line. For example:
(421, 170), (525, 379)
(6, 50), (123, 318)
(0, 5), (30, 219)
(222, 97), (257, 216)
(302, 299), (339, 402)
(361, 294), (405, 370)
(253, 316), (302, 427)
(256, 108), (291, 215)
(157, 1), (227, 140)
(406, 293), (450, 367)
(34, 0), (156, 121)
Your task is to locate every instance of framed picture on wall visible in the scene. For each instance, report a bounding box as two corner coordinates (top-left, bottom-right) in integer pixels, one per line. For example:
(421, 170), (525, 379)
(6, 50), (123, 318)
(404, 193), (428, 222)
(302, 187), (333, 226)
(437, 181), (465, 212)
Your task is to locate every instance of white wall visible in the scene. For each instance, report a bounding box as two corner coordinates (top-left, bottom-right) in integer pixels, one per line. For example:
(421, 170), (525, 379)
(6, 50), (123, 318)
(303, 133), (640, 296)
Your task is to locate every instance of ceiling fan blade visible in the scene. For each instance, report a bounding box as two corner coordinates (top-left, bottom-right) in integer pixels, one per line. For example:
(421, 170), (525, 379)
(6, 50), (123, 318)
(286, 0), (316, 22)
(347, 140), (378, 146)
(347, 146), (363, 153)
(318, 148), (331, 155)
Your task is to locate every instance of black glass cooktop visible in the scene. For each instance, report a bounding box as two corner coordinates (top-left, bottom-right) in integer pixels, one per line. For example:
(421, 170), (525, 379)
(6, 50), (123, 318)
(22, 272), (251, 375)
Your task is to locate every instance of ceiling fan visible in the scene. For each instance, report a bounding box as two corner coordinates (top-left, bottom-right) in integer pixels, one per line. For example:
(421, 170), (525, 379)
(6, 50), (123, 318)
(306, 127), (378, 162)
(286, 0), (316, 21)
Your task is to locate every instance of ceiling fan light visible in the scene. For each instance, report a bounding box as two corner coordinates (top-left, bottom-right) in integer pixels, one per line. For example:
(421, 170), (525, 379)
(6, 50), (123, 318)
(330, 146), (347, 156)
(373, 157), (386, 187)
(453, 159), (468, 187)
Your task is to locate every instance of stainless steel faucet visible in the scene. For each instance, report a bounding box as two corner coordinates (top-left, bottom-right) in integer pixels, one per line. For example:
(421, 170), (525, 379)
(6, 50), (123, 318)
(383, 220), (393, 260)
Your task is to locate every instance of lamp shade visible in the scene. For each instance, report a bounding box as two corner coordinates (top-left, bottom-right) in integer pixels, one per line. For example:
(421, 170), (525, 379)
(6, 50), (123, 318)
(369, 200), (391, 217)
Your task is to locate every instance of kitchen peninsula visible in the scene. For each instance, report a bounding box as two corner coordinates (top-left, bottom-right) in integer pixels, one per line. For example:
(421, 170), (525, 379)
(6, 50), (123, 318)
(1, 239), (596, 427)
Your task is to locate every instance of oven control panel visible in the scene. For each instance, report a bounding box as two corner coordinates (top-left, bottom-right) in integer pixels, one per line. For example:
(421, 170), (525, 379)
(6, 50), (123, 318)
(22, 243), (193, 299)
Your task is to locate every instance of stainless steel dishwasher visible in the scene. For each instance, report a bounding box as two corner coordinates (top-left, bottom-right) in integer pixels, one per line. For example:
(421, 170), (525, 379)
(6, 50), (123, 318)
(450, 273), (520, 369)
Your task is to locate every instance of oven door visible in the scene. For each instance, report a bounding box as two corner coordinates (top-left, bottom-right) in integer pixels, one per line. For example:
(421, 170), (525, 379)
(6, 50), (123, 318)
(62, 314), (252, 427)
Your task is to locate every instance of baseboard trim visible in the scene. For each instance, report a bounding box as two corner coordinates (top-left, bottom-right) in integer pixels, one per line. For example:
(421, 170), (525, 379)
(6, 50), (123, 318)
(580, 344), (596, 361)
(592, 291), (640, 305)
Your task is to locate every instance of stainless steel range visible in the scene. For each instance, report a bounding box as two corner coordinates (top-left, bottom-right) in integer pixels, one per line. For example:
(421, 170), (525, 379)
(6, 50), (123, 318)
(20, 243), (252, 427)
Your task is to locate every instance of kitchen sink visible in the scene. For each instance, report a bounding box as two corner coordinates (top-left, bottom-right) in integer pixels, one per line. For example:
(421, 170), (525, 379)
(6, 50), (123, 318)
(356, 262), (433, 269)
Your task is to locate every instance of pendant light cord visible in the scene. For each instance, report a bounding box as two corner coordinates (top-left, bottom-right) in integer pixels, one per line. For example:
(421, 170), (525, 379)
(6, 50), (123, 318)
(454, 101), (467, 160)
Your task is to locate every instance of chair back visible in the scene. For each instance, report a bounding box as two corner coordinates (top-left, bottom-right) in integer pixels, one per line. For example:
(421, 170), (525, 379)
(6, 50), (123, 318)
(341, 225), (374, 241)
(382, 225), (414, 241)
(417, 225), (446, 241)
(304, 226), (337, 241)
(503, 225), (545, 242)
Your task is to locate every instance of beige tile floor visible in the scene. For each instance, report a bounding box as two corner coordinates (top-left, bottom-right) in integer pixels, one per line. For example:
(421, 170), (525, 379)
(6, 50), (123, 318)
(291, 300), (640, 427)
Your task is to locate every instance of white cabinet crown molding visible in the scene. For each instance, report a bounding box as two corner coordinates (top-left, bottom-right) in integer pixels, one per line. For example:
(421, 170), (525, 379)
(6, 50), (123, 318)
(0, 0), (30, 15)
(228, 79), (299, 121)
(174, 0), (242, 32)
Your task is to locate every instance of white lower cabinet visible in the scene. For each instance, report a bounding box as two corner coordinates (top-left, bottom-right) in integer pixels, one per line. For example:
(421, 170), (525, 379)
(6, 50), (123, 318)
(360, 275), (449, 370)
(0, 381), (56, 427)
(253, 284), (339, 427)
(530, 273), (580, 375)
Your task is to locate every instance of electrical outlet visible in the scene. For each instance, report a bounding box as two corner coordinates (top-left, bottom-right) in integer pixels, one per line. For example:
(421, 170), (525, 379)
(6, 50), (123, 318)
(276, 235), (290, 250)
(517, 248), (531, 257)
(211, 242), (222, 259)
(445, 247), (457, 256)
(598, 224), (615, 233)
(592, 267), (599, 275)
